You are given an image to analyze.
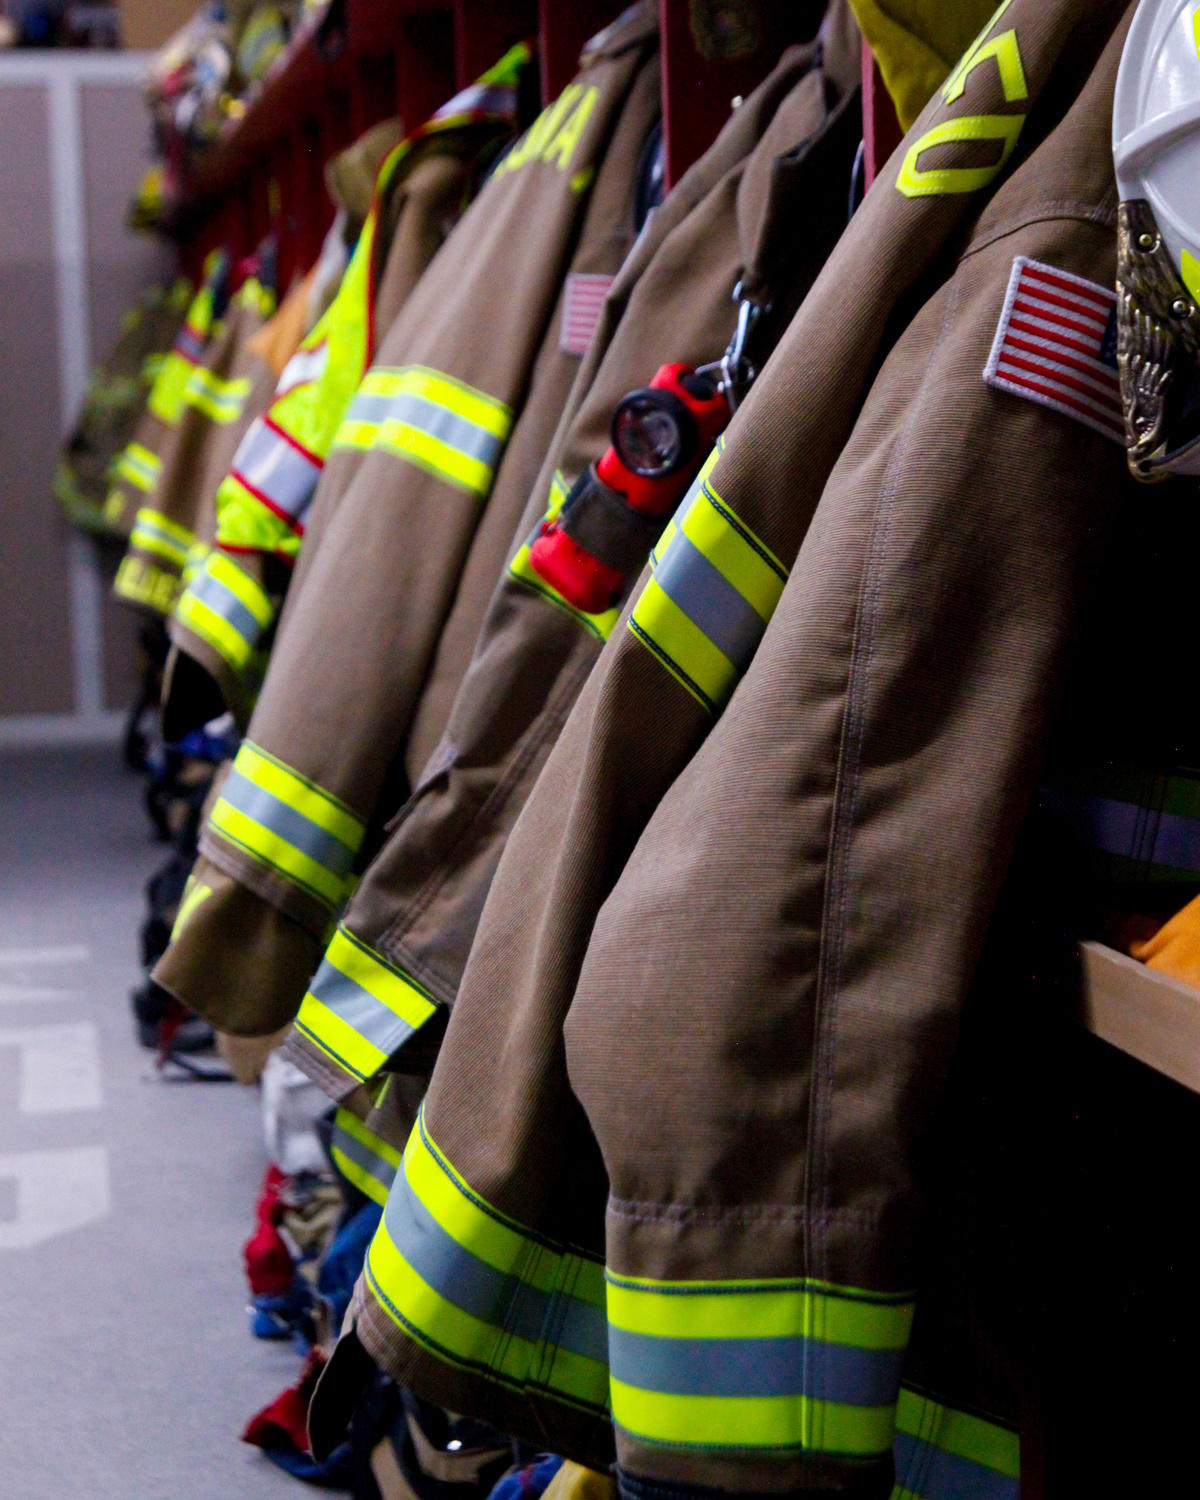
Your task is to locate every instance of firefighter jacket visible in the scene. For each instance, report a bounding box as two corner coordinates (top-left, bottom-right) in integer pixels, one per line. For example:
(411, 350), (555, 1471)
(54, 276), (193, 536)
(110, 252), (254, 614)
(283, 29), (866, 1106)
(103, 264), (226, 549)
(166, 48), (531, 731)
(113, 263), (277, 617)
(330, 1), (1141, 1492)
(154, 4), (662, 1038)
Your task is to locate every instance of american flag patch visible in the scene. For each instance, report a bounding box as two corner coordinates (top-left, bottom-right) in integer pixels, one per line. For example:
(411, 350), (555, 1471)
(983, 257), (1124, 444)
(561, 273), (614, 356)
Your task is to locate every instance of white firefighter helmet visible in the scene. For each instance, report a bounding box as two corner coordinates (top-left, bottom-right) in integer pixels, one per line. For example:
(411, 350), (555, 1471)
(1113, 0), (1200, 477)
(1114, 0), (1200, 305)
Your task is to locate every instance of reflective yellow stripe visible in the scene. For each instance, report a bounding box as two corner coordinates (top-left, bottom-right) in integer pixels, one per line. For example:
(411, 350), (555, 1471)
(209, 798), (346, 907)
(360, 367), (511, 439)
(208, 742), (364, 908)
(680, 495), (784, 625)
(331, 1106), (402, 1207)
(171, 877), (212, 941)
(628, 443), (786, 713)
(235, 743), (362, 849)
(610, 1381), (897, 1456)
(114, 555), (182, 615)
(131, 508), (193, 569)
(362, 1108), (610, 1413)
(334, 365), (512, 498)
(185, 367), (252, 424)
(894, 1389), (1020, 1482)
(214, 471), (303, 559)
(607, 1272), (913, 1459)
(135, 507), (192, 547)
(374, 420), (494, 496)
(297, 994), (389, 1080)
(630, 578), (738, 709)
(116, 442), (162, 492)
(334, 1108), (402, 1169)
(206, 552), (273, 626)
(606, 1276), (913, 1348)
(176, 591), (258, 673)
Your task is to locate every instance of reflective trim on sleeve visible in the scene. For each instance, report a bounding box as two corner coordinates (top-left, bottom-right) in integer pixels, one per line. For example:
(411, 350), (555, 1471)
(331, 1106), (402, 1206)
(628, 441), (785, 713)
(333, 366), (512, 498)
(170, 875), (213, 942)
(184, 365), (253, 424)
(363, 1106), (610, 1415)
(208, 741), (364, 909)
(147, 344), (204, 425)
(130, 507), (193, 570)
(114, 554), (183, 615)
(175, 551), (273, 678)
(607, 1271), (914, 1460)
(891, 1388), (1020, 1499)
(508, 470), (624, 641)
(227, 417), (323, 527)
(293, 925), (439, 1084)
(1039, 768), (1200, 885)
(115, 442), (162, 494)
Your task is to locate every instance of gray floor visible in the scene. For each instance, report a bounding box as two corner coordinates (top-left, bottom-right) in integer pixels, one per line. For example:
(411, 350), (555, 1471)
(0, 746), (305, 1498)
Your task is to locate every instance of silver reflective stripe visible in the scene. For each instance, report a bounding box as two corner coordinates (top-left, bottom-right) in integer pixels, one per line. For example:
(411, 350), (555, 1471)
(332, 1121), (398, 1196)
(232, 420), (322, 521)
(1040, 789), (1200, 872)
(186, 568), (266, 654)
(221, 768), (356, 879)
(653, 527), (766, 672)
(435, 82), (516, 118)
(176, 327), (205, 361)
(607, 1326), (906, 1405)
(343, 389), (506, 469)
(306, 956), (423, 1057)
(892, 1431), (1018, 1500)
(382, 1161), (608, 1364)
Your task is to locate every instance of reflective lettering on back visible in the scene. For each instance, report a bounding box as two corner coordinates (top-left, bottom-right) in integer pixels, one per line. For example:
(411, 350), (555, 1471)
(896, 0), (1028, 199)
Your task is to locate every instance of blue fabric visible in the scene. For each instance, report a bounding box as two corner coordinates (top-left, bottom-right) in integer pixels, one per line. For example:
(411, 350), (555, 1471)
(250, 1283), (314, 1346)
(317, 1201), (382, 1331)
(260, 1439), (355, 1488)
(487, 1454), (564, 1500)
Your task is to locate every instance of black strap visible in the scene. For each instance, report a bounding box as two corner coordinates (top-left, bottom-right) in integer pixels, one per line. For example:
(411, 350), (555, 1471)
(557, 467), (666, 574)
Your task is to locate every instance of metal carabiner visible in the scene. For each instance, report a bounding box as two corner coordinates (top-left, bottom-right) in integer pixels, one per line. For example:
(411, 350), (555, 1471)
(697, 280), (770, 413)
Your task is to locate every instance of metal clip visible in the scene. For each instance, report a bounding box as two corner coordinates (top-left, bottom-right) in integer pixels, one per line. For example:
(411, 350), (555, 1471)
(697, 280), (770, 413)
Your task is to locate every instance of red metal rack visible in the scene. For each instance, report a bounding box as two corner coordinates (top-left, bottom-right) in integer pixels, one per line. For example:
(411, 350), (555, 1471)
(169, 0), (839, 285)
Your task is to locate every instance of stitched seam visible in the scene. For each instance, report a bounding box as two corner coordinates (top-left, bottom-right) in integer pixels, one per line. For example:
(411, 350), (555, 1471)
(961, 196), (1118, 261)
(606, 1198), (882, 1227)
(807, 276), (965, 1295)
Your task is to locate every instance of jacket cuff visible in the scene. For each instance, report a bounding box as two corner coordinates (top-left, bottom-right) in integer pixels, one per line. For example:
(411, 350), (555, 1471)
(152, 857), (322, 1034)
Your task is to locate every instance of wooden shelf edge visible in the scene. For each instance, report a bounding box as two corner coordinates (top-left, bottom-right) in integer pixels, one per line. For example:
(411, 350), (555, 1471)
(1078, 940), (1200, 1094)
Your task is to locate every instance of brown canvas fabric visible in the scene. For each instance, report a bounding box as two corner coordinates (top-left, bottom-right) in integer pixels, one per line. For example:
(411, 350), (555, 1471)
(154, 6), (662, 1035)
(337, 1), (1140, 1490)
(283, 31), (865, 1103)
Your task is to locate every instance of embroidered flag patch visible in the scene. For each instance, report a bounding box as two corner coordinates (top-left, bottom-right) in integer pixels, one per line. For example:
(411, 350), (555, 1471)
(561, 273), (614, 356)
(983, 257), (1124, 444)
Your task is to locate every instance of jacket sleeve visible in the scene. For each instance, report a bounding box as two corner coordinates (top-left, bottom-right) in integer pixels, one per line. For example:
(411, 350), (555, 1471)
(559, 212), (1132, 1495)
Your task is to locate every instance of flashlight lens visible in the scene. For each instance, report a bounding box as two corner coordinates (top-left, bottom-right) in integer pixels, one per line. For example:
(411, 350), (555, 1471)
(614, 395), (683, 475)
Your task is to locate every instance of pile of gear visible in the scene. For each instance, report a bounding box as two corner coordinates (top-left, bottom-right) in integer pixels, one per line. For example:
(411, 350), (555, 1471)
(57, 0), (1200, 1494)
